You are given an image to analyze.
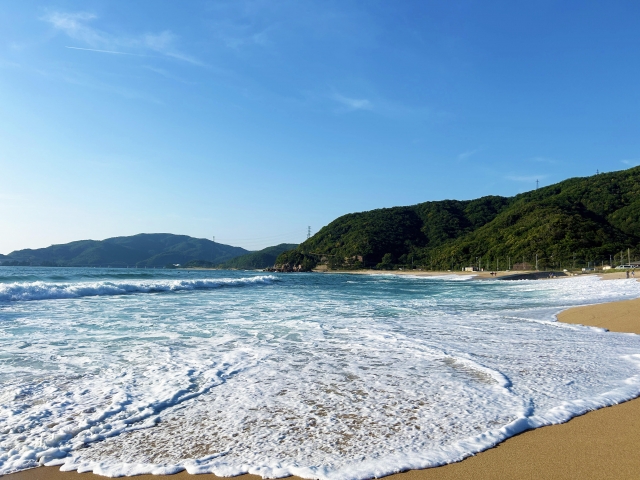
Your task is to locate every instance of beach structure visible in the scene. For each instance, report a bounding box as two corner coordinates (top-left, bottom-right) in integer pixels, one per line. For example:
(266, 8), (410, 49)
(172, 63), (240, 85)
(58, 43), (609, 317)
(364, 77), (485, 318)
(615, 262), (640, 269)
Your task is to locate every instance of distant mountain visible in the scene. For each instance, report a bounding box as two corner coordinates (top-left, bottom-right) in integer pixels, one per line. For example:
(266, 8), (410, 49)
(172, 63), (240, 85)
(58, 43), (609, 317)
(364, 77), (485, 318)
(276, 166), (640, 271)
(219, 244), (298, 269)
(1, 233), (249, 268)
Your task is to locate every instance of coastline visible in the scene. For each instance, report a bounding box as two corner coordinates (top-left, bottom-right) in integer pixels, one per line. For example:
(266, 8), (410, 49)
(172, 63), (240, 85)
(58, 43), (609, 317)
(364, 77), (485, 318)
(4, 289), (640, 480)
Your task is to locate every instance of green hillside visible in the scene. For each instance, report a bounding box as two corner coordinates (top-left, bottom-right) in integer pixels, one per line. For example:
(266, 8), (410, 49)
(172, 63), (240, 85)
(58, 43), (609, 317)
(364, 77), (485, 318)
(276, 167), (640, 271)
(1, 233), (249, 268)
(219, 243), (298, 269)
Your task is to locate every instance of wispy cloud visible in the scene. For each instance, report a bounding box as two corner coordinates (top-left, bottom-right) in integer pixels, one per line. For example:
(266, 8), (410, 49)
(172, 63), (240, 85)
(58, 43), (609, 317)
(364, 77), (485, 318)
(44, 12), (109, 47)
(506, 174), (548, 183)
(529, 156), (558, 164)
(204, 1), (282, 50)
(43, 11), (204, 66)
(457, 148), (481, 161)
(143, 65), (197, 85)
(217, 23), (275, 49)
(292, 88), (431, 119)
(332, 93), (373, 112)
(621, 159), (640, 166)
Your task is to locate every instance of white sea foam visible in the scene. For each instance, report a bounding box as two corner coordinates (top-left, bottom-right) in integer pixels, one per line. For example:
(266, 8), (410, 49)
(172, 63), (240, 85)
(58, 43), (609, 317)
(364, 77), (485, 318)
(0, 275), (277, 302)
(1, 270), (640, 479)
(404, 273), (475, 280)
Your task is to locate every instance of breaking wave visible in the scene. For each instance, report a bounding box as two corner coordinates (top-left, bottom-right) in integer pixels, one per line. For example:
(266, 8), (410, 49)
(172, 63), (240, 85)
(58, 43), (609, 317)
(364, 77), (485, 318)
(0, 275), (278, 302)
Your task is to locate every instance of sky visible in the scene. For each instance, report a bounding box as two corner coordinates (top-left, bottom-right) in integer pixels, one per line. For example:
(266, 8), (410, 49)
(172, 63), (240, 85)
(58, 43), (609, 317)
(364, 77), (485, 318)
(1, 1), (639, 253)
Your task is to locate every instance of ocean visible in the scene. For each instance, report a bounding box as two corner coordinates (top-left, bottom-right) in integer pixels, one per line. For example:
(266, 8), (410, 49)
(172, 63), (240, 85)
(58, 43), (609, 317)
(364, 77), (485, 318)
(1, 267), (640, 479)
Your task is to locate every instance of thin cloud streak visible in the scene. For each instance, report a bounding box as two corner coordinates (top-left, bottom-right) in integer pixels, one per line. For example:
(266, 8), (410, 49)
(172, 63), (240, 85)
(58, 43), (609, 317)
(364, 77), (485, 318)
(66, 46), (149, 56)
(143, 65), (197, 85)
(529, 156), (557, 164)
(621, 159), (640, 166)
(506, 174), (548, 183)
(457, 148), (481, 161)
(332, 93), (373, 111)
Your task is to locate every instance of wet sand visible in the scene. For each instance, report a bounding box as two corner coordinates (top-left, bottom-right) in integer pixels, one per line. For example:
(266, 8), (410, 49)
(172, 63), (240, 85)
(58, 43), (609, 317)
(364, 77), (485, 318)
(5, 296), (640, 480)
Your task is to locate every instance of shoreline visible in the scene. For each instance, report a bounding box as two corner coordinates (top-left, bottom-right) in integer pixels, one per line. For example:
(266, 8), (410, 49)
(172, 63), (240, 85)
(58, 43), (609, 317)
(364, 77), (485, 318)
(4, 287), (640, 480)
(318, 268), (638, 283)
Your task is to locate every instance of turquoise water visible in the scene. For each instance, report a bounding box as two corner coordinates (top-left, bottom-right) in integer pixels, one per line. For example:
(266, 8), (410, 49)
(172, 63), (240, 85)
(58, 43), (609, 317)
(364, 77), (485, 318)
(1, 267), (640, 479)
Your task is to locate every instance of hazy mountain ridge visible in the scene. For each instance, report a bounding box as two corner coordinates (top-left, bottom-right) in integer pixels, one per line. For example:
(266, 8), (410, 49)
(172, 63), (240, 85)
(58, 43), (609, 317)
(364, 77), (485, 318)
(219, 243), (299, 270)
(1, 233), (249, 268)
(276, 166), (640, 271)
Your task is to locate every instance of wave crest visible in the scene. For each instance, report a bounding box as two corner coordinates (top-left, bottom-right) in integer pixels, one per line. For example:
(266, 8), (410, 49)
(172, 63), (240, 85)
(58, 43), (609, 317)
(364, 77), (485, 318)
(0, 276), (278, 302)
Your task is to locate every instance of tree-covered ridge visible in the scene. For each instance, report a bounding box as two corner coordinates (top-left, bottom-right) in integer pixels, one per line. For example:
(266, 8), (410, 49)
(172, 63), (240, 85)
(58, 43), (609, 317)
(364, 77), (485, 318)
(219, 244), (298, 269)
(1, 234), (249, 268)
(277, 166), (640, 271)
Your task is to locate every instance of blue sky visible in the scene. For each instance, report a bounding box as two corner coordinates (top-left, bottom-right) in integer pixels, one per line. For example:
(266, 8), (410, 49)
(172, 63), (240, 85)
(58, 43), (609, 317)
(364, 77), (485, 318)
(1, 1), (639, 253)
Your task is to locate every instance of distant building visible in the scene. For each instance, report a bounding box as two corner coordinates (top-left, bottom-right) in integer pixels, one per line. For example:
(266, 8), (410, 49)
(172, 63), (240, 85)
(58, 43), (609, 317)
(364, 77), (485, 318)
(463, 266), (478, 272)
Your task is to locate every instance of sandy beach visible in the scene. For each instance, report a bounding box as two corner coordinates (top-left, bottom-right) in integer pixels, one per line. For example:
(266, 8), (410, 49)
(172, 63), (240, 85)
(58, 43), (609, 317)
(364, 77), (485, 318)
(5, 291), (640, 480)
(325, 268), (634, 281)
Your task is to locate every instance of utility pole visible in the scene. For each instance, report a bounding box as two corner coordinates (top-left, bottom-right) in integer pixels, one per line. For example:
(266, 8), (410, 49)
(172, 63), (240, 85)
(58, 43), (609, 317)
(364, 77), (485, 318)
(536, 254), (538, 271)
(573, 253), (576, 270)
(508, 256), (511, 270)
(628, 248), (631, 264)
(307, 226), (311, 240)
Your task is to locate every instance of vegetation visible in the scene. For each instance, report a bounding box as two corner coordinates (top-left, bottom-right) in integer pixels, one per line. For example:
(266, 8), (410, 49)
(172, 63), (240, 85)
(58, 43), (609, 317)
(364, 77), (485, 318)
(276, 166), (640, 271)
(219, 244), (298, 270)
(0, 234), (249, 268)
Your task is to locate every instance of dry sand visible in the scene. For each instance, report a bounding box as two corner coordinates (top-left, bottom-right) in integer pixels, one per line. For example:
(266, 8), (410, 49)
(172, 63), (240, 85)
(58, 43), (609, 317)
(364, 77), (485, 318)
(324, 268), (523, 279)
(5, 294), (640, 480)
(321, 268), (586, 280)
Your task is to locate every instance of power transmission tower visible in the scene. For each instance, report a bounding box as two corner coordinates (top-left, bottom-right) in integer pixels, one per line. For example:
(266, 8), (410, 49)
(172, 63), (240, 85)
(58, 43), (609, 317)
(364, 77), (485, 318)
(536, 179), (539, 190)
(307, 226), (311, 239)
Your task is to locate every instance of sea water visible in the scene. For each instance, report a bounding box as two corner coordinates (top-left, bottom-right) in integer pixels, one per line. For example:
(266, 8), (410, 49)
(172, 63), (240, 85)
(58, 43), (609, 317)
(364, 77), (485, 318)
(1, 267), (640, 479)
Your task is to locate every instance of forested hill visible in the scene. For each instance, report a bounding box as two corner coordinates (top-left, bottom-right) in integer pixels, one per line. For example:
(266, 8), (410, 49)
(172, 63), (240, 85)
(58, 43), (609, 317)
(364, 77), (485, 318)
(219, 244), (298, 270)
(276, 166), (640, 271)
(0, 234), (249, 268)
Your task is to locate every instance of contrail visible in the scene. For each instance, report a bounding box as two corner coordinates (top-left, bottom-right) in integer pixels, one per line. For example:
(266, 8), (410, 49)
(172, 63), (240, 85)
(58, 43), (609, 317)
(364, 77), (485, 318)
(65, 46), (147, 56)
